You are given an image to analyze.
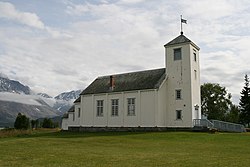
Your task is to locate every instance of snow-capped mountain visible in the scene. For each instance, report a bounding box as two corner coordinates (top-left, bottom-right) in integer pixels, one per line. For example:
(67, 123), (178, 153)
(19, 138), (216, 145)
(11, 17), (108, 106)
(37, 93), (52, 98)
(37, 90), (82, 113)
(0, 76), (31, 94)
(53, 90), (82, 113)
(0, 74), (82, 127)
(54, 90), (82, 101)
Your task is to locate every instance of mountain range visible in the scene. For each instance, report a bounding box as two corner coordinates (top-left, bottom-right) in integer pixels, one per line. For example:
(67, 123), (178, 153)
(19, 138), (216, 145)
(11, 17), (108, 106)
(0, 75), (31, 94)
(0, 75), (82, 127)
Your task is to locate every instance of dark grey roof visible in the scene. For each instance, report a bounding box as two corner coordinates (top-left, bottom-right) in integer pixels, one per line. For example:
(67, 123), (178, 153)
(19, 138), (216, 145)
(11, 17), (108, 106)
(81, 68), (166, 95)
(74, 97), (81, 103)
(62, 113), (69, 118)
(62, 106), (74, 119)
(68, 106), (74, 112)
(164, 34), (200, 50)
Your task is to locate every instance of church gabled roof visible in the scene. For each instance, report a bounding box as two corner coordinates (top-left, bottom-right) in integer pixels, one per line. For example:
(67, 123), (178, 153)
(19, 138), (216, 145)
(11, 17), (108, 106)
(62, 106), (74, 118)
(67, 105), (75, 112)
(81, 68), (166, 95)
(164, 34), (200, 50)
(74, 97), (81, 103)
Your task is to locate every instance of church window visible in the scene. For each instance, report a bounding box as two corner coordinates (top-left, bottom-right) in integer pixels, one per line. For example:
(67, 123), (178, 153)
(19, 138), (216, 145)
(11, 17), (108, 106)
(176, 89), (182, 100)
(97, 100), (104, 117)
(78, 108), (81, 117)
(176, 110), (182, 120)
(111, 99), (119, 116)
(73, 113), (75, 121)
(174, 48), (182, 60)
(127, 98), (135, 116)
(194, 52), (197, 62)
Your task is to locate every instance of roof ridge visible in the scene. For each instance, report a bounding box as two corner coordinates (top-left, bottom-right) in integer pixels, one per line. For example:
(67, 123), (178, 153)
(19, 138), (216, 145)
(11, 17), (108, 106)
(97, 67), (165, 79)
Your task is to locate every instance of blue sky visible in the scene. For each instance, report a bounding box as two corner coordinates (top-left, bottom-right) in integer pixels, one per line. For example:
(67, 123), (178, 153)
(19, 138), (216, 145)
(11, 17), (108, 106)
(0, 0), (250, 103)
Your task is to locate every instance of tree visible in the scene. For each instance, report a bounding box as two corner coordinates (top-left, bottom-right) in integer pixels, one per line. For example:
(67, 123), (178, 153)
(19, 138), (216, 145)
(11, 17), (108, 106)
(42, 118), (54, 128)
(239, 74), (250, 127)
(225, 104), (240, 123)
(14, 113), (30, 130)
(201, 83), (232, 120)
(31, 119), (39, 129)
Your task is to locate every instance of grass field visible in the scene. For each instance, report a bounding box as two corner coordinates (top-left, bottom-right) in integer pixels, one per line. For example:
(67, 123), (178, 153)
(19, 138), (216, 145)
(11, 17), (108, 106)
(0, 129), (250, 167)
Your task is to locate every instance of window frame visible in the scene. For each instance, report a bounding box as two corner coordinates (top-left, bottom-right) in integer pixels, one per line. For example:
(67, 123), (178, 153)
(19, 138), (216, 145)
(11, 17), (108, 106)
(96, 100), (104, 117)
(194, 70), (197, 80)
(111, 99), (119, 116)
(175, 89), (182, 100)
(127, 98), (136, 116)
(176, 110), (182, 120)
(193, 52), (197, 62)
(174, 48), (182, 61)
(78, 108), (81, 118)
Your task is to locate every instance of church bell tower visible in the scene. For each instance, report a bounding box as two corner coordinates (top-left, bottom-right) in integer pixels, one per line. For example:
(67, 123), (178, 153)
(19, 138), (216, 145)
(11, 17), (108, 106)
(164, 33), (201, 127)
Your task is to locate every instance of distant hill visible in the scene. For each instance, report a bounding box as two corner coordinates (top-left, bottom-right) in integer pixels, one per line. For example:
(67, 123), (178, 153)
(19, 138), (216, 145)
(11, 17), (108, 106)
(0, 93), (60, 127)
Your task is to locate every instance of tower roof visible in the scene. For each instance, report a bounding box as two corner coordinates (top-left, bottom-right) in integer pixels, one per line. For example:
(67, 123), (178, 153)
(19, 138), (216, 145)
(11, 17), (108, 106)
(164, 34), (200, 50)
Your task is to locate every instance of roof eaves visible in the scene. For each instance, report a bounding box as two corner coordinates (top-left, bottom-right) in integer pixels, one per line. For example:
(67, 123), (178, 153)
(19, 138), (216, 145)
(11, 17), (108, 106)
(164, 34), (199, 50)
(74, 97), (81, 103)
(154, 73), (166, 89)
(68, 106), (74, 112)
(62, 113), (69, 119)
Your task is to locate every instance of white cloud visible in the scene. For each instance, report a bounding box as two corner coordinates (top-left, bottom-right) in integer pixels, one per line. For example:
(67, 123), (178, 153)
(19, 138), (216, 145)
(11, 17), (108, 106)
(66, 2), (90, 16)
(118, 0), (145, 5)
(1, 0), (250, 103)
(183, 0), (236, 19)
(0, 2), (71, 38)
(0, 2), (45, 29)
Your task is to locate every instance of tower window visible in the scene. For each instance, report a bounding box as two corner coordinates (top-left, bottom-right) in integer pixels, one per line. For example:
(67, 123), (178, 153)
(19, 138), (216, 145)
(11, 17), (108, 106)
(176, 110), (182, 120)
(194, 70), (197, 80)
(174, 48), (182, 60)
(194, 52), (197, 62)
(176, 89), (182, 100)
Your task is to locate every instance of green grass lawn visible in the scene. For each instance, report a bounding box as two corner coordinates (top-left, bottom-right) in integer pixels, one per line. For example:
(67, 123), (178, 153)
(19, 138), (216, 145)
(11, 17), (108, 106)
(0, 130), (250, 167)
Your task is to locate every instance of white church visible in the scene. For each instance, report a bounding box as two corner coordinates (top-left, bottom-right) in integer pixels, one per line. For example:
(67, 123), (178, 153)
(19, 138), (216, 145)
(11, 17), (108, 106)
(62, 32), (201, 131)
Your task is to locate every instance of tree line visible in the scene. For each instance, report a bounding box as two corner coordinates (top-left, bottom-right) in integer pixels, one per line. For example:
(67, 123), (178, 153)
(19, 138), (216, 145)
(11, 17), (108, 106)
(14, 113), (59, 130)
(201, 74), (250, 127)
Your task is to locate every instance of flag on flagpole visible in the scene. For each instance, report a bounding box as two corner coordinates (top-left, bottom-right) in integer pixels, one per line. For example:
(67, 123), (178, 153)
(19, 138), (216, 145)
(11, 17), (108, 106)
(181, 18), (187, 24)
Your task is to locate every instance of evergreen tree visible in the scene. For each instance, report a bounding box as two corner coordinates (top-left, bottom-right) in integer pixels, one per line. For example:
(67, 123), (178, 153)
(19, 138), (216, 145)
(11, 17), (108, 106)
(42, 118), (54, 128)
(14, 113), (30, 130)
(31, 120), (35, 129)
(225, 104), (240, 123)
(31, 119), (39, 129)
(239, 74), (250, 127)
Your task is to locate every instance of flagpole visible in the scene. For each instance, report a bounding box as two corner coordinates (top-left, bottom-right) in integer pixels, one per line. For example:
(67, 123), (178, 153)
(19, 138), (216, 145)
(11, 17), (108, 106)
(180, 15), (183, 35)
